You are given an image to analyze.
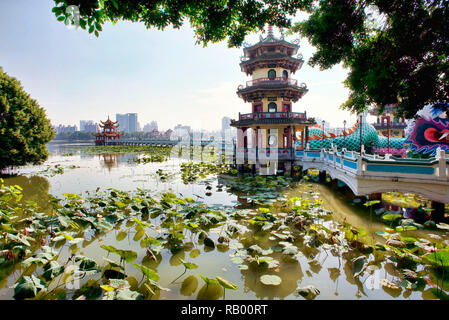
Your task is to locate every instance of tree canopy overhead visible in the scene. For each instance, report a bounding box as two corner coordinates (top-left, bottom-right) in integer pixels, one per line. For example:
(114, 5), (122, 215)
(292, 0), (449, 118)
(0, 68), (55, 170)
(51, 0), (313, 47)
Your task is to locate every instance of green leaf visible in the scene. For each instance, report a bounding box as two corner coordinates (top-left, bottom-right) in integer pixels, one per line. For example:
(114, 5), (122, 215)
(75, 255), (99, 271)
(22, 251), (55, 268)
(73, 279), (102, 300)
(179, 259), (198, 270)
(424, 250), (449, 268)
(216, 276), (238, 290)
(382, 213), (402, 222)
(111, 0), (119, 9)
(133, 263), (159, 281)
(352, 256), (368, 277)
(282, 245), (299, 255)
(260, 274), (282, 286)
(101, 245), (117, 254)
(203, 237), (215, 248)
(116, 231), (127, 241)
(180, 275), (198, 296)
(363, 200), (380, 207)
(101, 245), (137, 263)
(42, 261), (64, 282)
(106, 289), (144, 300)
(14, 275), (47, 300)
(198, 274), (218, 285)
(116, 249), (138, 263)
(297, 285), (320, 299)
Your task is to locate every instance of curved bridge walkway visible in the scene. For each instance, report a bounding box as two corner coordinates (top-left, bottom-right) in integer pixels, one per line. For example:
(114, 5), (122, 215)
(295, 147), (449, 204)
(105, 139), (217, 147)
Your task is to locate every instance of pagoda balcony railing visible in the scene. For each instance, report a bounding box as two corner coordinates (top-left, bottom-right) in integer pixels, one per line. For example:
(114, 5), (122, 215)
(239, 112), (306, 120)
(245, 77), (299, 87)
(373, 122), (407, 128)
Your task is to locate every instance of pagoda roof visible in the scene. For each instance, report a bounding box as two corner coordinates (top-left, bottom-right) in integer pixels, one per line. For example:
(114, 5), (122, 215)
(240, 53), (304, 74)
(100, 116), (119, 127)
(237, 82), (308, 102)
(242, 27), (300, 57)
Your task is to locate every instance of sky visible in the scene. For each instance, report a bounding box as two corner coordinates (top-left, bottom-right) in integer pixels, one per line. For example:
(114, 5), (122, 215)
(0, 0), (365, 131)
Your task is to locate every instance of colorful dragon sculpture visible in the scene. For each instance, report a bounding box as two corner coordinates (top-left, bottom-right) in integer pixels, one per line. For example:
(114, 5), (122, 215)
(296, 117), (406, 154)
(296, 102), (449, 157)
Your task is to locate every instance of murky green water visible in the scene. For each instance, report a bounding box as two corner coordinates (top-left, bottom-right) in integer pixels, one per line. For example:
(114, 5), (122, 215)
(1, 142), (448, 300)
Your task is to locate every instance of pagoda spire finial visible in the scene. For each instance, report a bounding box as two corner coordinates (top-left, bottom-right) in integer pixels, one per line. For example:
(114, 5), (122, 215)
(267, 25), (273, 38)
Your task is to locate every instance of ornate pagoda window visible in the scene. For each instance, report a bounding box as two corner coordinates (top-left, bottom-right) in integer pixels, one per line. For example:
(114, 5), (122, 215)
(253, 103), (263, 113)
(268, 69), (276, 80)
(282, 102), (291, 112)
(282, 70), (288, 79)
(268, 102), (277, 113)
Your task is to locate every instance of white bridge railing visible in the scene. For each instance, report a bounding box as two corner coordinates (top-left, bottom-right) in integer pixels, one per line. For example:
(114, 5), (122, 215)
(295, 147), (449, 202)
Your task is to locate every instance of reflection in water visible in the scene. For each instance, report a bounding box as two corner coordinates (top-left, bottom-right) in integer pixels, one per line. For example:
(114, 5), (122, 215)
(3, 175), (52, 212)
(100, 153), (119, 171)
(180, 276), (198, 297)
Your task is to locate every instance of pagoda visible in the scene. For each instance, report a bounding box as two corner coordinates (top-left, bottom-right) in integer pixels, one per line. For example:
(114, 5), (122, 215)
(369, 104), (407, 138)
(230, 26), (315, 174)
(93, 116), (123, 145)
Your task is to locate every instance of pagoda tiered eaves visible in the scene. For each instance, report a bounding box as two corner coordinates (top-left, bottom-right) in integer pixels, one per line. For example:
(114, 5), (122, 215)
(240, 53), (304, 75)
(243, 38), (300, 58)
(237, 82), (308, 103)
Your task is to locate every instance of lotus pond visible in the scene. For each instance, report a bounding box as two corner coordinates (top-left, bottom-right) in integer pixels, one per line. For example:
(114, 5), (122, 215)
(1, 142), (449, 300)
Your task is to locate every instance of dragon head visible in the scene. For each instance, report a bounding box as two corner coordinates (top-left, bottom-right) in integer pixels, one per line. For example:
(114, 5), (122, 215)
(405, 102), (449, 155)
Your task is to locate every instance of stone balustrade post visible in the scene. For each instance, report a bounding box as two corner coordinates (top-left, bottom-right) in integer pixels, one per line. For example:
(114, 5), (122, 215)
(357, 156), (363, 175)
(436, 148), (447, 180)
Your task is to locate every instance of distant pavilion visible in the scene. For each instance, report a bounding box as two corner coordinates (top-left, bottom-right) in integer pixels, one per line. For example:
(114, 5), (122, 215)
(93, 116), (123, 145)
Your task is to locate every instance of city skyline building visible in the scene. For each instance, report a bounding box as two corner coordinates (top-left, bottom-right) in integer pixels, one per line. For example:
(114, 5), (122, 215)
(143, 121), (158, 133)
(53, 124), (77, 133)
(79, 120), (98, 133)
(116, 113), (138, 133)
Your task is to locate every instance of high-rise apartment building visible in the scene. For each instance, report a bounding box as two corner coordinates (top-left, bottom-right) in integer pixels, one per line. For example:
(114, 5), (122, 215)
(116, 113), (139, 133)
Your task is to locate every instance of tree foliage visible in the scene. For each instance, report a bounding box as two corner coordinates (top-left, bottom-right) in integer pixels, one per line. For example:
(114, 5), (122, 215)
(0, 67), (55, 170)
(51, 0), (313, 47)
(292, 0), (449, 118)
